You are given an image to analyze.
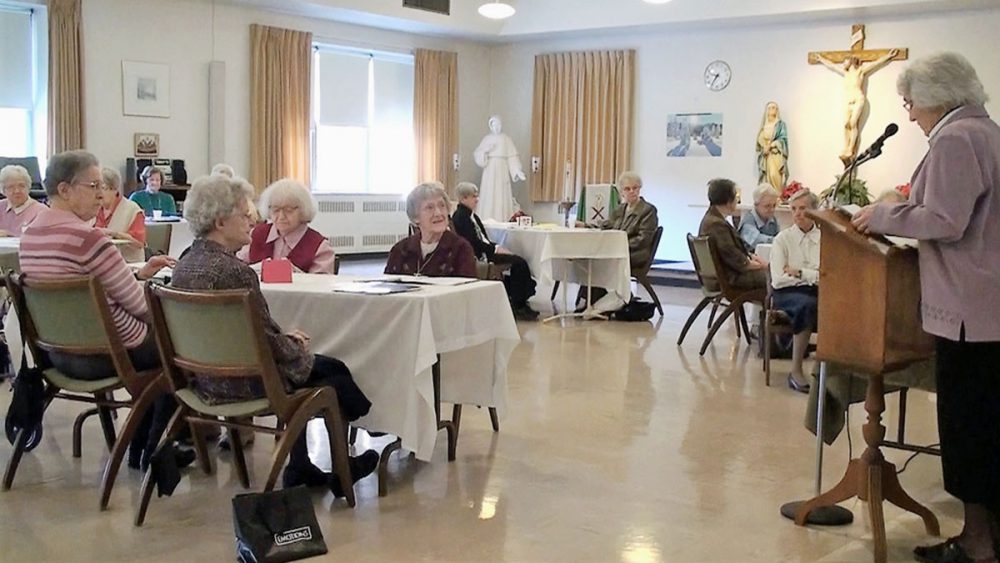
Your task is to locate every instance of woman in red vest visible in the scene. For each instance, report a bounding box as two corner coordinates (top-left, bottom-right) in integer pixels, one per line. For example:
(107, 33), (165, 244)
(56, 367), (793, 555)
(237, 179), (335, 273)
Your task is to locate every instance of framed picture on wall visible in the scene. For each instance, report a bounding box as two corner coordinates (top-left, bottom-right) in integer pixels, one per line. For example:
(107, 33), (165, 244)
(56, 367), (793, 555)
(122, 61), (170, 118)
(134, 133), (159, 157)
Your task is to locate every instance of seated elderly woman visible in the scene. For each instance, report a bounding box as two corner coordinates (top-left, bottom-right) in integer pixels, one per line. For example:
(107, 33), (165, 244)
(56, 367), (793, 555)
(19, 150), (182, 470)
(0, 164), (45, 236)
(738, 184), (780, 252)
(769, 190), (821, 393)
(385, 182), (477, 278)
(129, 165), (177, 216)
(171, 175), (377, 492)
(95, 166), (146, 263)
(698, 178), (768, 291)
(237, 179), (334, 273)
(452, 181), (538, 319)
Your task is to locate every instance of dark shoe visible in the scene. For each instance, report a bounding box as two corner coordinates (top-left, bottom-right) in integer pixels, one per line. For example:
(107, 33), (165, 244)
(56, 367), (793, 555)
(787, 374), (810, 394)
(330, 449), (379, 498)
(513, 305), (539, 321)
(914, 537), (991, 563)
(282, 462), (330, 488)
(127, 445), (143, 470)
(140, 443), (197, 472)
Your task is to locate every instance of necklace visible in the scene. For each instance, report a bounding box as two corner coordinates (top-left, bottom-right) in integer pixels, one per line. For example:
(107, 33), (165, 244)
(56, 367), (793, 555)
(415, 247), (437, 276)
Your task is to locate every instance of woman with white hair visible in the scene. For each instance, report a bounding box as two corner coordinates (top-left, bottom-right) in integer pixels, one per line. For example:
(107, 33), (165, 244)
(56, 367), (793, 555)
(94, 166), (146, 262)
(738, 184), (780, 251)
(0, 164), (44, 236)
(237, 178), (334, 274)
(171, 175), (377, 493)
(385, 182), (476, 278)
(452, 181), (537, 319)
(853, 52), (1000, 563)
(210, 163), (235, 178)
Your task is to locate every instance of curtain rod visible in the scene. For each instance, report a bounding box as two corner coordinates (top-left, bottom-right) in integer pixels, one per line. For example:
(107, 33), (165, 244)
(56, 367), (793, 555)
(312, 36), (414, 58)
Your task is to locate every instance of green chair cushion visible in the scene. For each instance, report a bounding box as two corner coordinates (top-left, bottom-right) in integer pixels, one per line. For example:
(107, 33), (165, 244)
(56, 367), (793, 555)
(43, 368), (121, 394)
(175, 388), (270, 418)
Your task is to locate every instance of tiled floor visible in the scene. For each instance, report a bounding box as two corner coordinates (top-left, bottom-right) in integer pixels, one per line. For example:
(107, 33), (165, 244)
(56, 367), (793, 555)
(0, 275), (955, 562)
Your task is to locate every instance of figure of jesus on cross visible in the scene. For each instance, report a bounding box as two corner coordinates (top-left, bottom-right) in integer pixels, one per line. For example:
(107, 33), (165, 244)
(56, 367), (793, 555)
(809, 25), (908, 166)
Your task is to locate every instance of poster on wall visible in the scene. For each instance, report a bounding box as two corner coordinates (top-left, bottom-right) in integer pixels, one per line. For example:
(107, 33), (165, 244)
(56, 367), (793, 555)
(666, 113), (724, 157)
(122, 61), (170, 118)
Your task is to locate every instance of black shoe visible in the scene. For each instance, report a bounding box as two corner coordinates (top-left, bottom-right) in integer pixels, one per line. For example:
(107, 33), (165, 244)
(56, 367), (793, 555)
(787, 374), (810, 394)
(329, 449), (379, 498)
(139, 443), (197, 472)
(914, 537), (989, 563)
(282, 462), (330, 488)
(513, 305), (539, 321)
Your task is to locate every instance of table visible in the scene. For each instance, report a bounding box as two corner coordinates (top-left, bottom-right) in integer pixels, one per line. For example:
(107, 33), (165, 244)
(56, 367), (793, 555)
(485, 224), (631, 313)
(259, 274), (520, 461)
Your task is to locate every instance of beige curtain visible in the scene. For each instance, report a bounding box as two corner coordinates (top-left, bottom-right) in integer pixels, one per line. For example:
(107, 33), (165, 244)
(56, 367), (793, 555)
(414, 49), (458, 193)
(250, 24), (312, 194)
(531, 50), (635, 202)
(48, 0), (85, 155)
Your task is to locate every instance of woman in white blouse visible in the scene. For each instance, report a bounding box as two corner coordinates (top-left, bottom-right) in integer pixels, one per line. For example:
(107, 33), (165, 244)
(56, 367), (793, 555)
(769, 189), (821, 393)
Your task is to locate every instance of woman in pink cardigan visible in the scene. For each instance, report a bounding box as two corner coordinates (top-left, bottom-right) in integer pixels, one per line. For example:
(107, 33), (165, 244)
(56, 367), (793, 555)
(854, 53), (1000, 563)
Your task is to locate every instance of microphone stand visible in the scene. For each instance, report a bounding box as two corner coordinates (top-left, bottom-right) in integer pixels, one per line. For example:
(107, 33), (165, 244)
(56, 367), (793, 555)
(827, 146), (882, 208)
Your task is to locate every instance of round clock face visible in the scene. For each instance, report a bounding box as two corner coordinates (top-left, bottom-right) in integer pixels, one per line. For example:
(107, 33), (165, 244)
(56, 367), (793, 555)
(704, 60), (732, 91)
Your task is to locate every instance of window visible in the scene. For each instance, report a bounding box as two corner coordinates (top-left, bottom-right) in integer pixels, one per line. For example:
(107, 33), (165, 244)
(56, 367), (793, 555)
(0, 4), (47, 162)
(311, 45), (415, 194)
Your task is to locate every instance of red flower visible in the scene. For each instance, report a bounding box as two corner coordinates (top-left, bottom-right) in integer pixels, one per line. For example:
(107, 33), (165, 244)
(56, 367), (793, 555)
(781, 181), (805, 201)
(509, 210), (527, 222)
(895, 183), (911, 198)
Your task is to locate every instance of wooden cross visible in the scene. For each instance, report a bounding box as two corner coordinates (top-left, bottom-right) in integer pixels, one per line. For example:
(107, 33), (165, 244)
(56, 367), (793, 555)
(808, 24), (908, 65)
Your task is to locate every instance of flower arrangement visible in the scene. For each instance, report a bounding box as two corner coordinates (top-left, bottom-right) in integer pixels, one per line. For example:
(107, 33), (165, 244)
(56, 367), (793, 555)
(820, 175), (872, 206)
(509, 209), (528, 222)
(895, 182), (911, 198)
(781, 181), (806, 202)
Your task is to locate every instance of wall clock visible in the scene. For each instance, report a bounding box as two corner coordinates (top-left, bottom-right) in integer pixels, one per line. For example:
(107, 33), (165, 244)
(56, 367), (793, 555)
(704, 60), (732, 91)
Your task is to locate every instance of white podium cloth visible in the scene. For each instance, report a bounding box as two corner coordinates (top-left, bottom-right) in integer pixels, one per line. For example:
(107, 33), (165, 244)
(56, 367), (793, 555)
(485, 225), (632, 305)
(259, 274), (519, 461)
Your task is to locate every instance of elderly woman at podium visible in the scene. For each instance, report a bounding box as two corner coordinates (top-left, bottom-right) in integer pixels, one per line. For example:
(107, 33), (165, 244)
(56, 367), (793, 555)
(853, 52), (1000, 563)
(699, 178), (768, 290)
(768, 190), (820, 393)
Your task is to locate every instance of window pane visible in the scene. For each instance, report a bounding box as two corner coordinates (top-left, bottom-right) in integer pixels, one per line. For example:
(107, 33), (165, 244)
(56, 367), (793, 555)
(0, 9), (33, 109)
(314, 125), (367, 193)
(0, 108), (30, 156)
(370, 58), (415, 194)
(316, 50), (370, 127)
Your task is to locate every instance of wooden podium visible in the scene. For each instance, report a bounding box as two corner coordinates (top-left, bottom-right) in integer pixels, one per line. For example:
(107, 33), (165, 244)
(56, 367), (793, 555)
(795, 210), (939, 562)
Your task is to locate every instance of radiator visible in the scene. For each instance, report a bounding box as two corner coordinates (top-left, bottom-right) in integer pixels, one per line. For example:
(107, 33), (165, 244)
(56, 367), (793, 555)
(311, 194), (409, 254)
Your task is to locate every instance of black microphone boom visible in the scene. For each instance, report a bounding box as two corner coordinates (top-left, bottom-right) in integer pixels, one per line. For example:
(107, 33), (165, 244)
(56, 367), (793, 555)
(857, 123), (899, 160)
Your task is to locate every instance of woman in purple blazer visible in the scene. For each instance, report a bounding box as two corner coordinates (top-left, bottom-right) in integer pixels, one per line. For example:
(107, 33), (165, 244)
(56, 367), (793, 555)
(854, 53), (1000, 563)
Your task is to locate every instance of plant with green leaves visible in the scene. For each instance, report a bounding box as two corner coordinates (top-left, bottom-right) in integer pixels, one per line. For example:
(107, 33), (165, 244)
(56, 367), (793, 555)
(820, 174), (872, 206)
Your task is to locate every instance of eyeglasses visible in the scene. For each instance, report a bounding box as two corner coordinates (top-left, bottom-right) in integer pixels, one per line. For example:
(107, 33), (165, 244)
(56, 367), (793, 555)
(73, 180), (101, 190)
(902, 99), (914, 111)
(269, 205), (300, 215)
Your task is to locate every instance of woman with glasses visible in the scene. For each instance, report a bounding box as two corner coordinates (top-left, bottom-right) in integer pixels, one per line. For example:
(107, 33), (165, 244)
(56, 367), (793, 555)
(94, 166), (146, 263)
(0, 164), (45, 236)
(237, 179), (335, 274)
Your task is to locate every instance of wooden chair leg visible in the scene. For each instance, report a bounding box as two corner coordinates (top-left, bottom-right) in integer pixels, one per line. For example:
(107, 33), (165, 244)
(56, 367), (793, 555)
(349, 425), (358, 445)
(488, 407), (500, 432)
(550, 281), (560, 302)
(96, 397), (118, 453)
(640, 278), (664, 316)
(378, 438), (403, 498)
(190, 419), (213, 476)
(699, 304), (738, 356)
(262, 403), (317, 492)
(73, 407), (100, 459)
(677, 296), (714, 346)
(707, 301), (720, 328)
(763, 317), (772, 387)
(451, 404), (463, 434)
(100, 382), (162, 510)
(134, 407), (187, 527)
(320, 399), (356, 508)
(2, 426), (31, 491)
(897, 388), (908, 444)
(737, 305), (752, 345)
(228, 425), (251, 489)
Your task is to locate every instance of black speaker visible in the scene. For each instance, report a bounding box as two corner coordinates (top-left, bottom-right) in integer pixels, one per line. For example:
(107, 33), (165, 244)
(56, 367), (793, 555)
(170, 160), (187, 185)
(125, 158), (137, 184)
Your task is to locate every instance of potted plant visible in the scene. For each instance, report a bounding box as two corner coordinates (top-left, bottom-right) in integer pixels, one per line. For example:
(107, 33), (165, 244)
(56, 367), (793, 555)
(820, 175), (872, 206)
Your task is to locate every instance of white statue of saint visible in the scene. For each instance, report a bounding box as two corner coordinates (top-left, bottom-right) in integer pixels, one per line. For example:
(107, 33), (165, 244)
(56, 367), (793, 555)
(474, 115), (526, 221)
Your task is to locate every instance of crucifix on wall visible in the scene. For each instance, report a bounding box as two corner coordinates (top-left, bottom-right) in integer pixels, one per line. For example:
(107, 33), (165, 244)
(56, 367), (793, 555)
(808, 24), (908, 166)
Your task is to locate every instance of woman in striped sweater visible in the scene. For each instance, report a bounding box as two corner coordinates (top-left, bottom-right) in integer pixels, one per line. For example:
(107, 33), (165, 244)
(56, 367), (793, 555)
(19, 150), (183, 470)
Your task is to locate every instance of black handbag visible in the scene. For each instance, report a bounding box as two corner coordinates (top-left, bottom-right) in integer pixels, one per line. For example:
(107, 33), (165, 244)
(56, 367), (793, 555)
(612, 298), (657, 322)
(233, 486), (328, 563)
(4, 353), (46, 449)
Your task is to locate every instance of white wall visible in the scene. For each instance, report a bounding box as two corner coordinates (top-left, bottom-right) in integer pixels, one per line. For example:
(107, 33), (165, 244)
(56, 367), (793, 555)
(81, 0), (493, 189)
(488, 8), (1000, 260)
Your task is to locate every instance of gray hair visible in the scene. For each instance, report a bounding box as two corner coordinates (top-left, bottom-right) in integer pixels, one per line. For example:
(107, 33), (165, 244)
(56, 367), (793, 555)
(140, 165), (163, 184)
(455, 181), (478, 199)
(617, 171), (642, 188)
(0, 164), (32, 195)
(183, 175), (253, 238)
(788, 188), (819, 209)
(211, 163), (235, 178)
(752, 184), (780, 204)
(406, 181), (449, 223)
(897, 52), (989, 110)
(258, 178), (317, 222)
(44, 150), (99, 196)
(101, 166), (122, 194)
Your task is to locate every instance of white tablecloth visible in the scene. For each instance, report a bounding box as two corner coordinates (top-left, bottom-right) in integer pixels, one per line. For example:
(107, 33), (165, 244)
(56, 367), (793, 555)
(260, 274), (520, 461)
(485, 224), (632, 306)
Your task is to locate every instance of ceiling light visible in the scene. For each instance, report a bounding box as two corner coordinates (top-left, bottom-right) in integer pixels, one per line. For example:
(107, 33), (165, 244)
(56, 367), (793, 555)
(478, 1), (515, 19)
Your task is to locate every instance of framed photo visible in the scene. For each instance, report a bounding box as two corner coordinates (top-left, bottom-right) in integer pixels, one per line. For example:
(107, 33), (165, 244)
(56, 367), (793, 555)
(122, 61), (170, 118)
(666, 112), (724, 157)
(134, 133), (159, 157)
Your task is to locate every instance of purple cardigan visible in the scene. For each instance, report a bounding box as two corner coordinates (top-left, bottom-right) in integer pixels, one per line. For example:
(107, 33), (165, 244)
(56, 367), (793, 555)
(869, 105), (1000, 342)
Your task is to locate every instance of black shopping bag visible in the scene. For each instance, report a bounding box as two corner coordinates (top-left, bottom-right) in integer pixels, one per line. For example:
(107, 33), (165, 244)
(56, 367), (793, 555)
(5, 353), (46, 447)
(232, 486), (327, 563)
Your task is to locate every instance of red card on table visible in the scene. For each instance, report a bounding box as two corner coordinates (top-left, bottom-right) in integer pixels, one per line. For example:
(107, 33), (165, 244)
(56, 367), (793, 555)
(261, 258), (293, 283)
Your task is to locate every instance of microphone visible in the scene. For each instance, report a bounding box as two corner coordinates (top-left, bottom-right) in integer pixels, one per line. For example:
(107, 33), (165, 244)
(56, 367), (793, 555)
(857, 123), (899, 160)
